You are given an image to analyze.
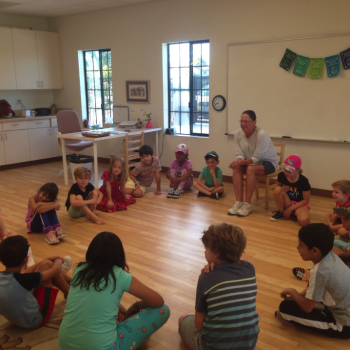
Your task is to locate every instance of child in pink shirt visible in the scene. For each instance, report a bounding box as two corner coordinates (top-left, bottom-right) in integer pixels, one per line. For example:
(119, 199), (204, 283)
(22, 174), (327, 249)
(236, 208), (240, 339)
(166, 144), (193, 199)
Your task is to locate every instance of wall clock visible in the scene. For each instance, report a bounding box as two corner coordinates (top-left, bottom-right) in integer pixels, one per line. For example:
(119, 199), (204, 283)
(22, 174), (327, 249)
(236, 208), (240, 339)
(212, 95), (226, 111)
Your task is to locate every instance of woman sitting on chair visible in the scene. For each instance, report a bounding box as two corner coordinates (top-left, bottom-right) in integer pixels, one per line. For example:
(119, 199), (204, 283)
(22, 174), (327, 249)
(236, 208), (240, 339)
(228, 110), (279, 217)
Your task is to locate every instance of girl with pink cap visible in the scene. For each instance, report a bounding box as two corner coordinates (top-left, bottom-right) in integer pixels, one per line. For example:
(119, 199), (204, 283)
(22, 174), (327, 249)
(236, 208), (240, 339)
(166, 144), (193, 199)
(270, 155), (311, 226)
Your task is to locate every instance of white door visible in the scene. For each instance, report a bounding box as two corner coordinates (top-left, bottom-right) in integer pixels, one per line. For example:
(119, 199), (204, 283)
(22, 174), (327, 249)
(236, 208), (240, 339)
(51, 127), (62, 157)
(0, 133), (6, 166)
(36, 31), (62, 89)
(3, 130), (31, 164)
(12, 29), (40, 89)
(0, 28), (17, 90)
(28, 128), (53, 160)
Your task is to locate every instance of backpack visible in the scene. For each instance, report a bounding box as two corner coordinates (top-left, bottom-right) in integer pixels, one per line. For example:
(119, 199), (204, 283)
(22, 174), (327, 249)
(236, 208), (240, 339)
(0, 100), (16, 117)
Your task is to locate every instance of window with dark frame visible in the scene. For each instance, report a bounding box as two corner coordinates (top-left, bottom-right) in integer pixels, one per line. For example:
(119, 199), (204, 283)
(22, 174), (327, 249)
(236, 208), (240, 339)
(168, 40), (210, 136)
(84, 49), (113, 126)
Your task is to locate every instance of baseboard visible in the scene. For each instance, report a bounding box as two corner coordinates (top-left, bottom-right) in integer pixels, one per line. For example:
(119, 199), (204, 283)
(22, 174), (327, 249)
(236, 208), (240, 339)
(0, 157), (63, 171)
(160, 166), (332, 198)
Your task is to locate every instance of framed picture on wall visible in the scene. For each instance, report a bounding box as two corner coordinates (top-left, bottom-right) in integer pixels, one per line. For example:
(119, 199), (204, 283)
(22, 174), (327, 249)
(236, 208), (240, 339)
(126, 80), (150, 103)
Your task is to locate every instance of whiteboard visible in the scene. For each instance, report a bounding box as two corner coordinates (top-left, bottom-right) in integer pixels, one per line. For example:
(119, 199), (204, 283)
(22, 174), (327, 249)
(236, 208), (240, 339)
(227, 34), (350, 140)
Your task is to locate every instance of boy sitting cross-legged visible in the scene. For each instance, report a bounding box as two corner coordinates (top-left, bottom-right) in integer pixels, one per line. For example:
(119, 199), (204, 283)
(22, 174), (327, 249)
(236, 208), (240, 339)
(277, 223), (350, 339)
(193, 151), (224, 200)
(125, 144), (162, 197)
(0, 236), (72, 329)
(326, 180), (350, 238)
(65, 167), (104, 225)
(178, 223), (260, 350)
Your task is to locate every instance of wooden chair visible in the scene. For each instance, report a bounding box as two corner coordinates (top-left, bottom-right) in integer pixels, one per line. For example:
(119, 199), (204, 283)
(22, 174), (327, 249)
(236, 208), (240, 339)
(110, 132), (144, 177)
(248, 142), (285, 210)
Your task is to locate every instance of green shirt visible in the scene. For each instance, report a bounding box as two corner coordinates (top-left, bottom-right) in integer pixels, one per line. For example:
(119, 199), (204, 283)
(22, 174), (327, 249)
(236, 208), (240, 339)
(58, 265), (132, 350)
(199, 166), (223, 187)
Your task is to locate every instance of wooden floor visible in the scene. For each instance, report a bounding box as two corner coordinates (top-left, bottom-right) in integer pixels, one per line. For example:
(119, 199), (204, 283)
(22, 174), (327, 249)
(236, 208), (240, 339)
(0, 161), (345, 349)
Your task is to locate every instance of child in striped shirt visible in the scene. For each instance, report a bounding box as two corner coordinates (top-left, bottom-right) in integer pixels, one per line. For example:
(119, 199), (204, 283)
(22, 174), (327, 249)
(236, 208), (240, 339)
(178, 223), (260, 350)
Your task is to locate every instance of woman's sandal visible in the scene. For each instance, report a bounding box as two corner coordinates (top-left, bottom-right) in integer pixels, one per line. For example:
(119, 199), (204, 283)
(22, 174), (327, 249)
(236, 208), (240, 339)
(45, 231), (60, 245)
(55, 227), (67, 240)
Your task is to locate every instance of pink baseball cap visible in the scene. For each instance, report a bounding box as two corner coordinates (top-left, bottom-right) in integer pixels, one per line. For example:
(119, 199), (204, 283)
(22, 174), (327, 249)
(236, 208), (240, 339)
(175, 143), (188, 155)
(282, 155), (301, 172)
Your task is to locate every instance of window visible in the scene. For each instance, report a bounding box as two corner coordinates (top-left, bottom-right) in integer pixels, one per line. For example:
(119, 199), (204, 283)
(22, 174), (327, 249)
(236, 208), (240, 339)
(84, 49), (113, 126)
(168, 40), (209, 136)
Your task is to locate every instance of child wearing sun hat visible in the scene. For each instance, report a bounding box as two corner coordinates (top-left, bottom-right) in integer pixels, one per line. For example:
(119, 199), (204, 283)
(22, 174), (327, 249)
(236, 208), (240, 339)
(166, 144), (193, 199)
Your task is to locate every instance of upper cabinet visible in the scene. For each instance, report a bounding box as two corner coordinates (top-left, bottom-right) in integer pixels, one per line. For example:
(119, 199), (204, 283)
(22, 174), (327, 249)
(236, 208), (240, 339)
(0, 28), (17, 90)
(8, 29), (63, 90)
(36, 31), (63, 89)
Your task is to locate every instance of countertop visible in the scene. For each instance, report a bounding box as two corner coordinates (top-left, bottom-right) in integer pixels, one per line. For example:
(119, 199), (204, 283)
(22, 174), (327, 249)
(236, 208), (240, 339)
(0, 115), (57, 122)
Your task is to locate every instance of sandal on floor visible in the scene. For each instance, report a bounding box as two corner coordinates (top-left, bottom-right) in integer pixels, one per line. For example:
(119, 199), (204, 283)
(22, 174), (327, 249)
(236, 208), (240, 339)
(45, 231), (60, 245)
(292, 267), (309, 281)
(55, 227), (67, 239)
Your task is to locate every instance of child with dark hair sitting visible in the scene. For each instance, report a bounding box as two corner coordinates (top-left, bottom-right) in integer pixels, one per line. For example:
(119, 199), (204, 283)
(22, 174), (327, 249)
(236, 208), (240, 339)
(125, 144), (162, 197)
(277, 223), (350, 339)
(178, 223), (259, 350)
(0, 236), (72, 329)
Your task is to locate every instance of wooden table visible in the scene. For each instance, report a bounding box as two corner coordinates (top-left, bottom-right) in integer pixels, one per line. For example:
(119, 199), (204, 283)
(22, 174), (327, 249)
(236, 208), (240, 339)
(57, 127), (162, 188)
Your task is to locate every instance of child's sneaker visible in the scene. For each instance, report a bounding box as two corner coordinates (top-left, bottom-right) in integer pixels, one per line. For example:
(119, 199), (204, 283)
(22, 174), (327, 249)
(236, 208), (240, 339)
(27, 247), (35, 267)
(173, 188), (182, 199)
(167, 187), (175, 198)
(55, 227), (67, 239)
(210, 193), (219, 200)
(62, 256), (73, 274)
(197, 191), (207, 197)
(292, 267), (309, 281)
(270, 211), (285, 221)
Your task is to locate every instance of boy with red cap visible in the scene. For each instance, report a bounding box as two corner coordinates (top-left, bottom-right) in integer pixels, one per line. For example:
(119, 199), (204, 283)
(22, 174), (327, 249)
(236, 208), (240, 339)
(270, 155), (311, 226)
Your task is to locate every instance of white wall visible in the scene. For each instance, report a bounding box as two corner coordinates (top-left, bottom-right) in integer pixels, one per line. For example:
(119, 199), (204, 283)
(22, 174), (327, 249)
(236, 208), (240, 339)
(48, 0), (350, 190)
(0, 15), (55, 110)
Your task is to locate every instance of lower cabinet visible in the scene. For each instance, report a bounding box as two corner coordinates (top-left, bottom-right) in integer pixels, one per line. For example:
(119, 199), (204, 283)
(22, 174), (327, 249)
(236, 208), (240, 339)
(3, 129), (31, 164)
(0, 134), (5, 166)
(0, 118), (60, 166)
(29, 128), (53, 161)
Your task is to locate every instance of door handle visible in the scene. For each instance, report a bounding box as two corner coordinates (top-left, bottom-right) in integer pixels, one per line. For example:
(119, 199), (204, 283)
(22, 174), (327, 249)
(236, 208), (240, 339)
(48, 129), (51, 135)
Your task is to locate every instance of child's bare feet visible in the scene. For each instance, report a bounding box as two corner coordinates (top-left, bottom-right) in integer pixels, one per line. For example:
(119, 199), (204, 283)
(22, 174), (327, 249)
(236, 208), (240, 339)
(94, 218), (105, 225)
(45, 231), (60, 245)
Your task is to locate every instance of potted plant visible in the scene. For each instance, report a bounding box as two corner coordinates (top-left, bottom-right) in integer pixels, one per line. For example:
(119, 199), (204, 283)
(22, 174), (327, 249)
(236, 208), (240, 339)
(142, 109), (153, 128)
(51, 104), (57, 115)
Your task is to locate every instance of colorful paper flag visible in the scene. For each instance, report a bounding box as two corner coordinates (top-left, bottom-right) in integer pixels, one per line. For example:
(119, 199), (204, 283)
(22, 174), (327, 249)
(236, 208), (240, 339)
(340, 48), (350, 69)
(279, 49), (297, 71)
(308, 58), (324, 78)
(325, 55), (340, 77)
(293, 55), (310, 77)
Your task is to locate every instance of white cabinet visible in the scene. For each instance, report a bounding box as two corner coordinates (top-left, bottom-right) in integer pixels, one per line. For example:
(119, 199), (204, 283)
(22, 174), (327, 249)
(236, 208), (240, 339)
(29, 128), (53, 161)
(0, 28), (17, 90)
(0, 133), (6, 166)
(51, 127), (62, 157)
(12, 29), (41, 90)
(11, 29), (62, 90)
(0, 118), (60, 166)
(3, 130), (31, 164)
(36, 31), (62, 89)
